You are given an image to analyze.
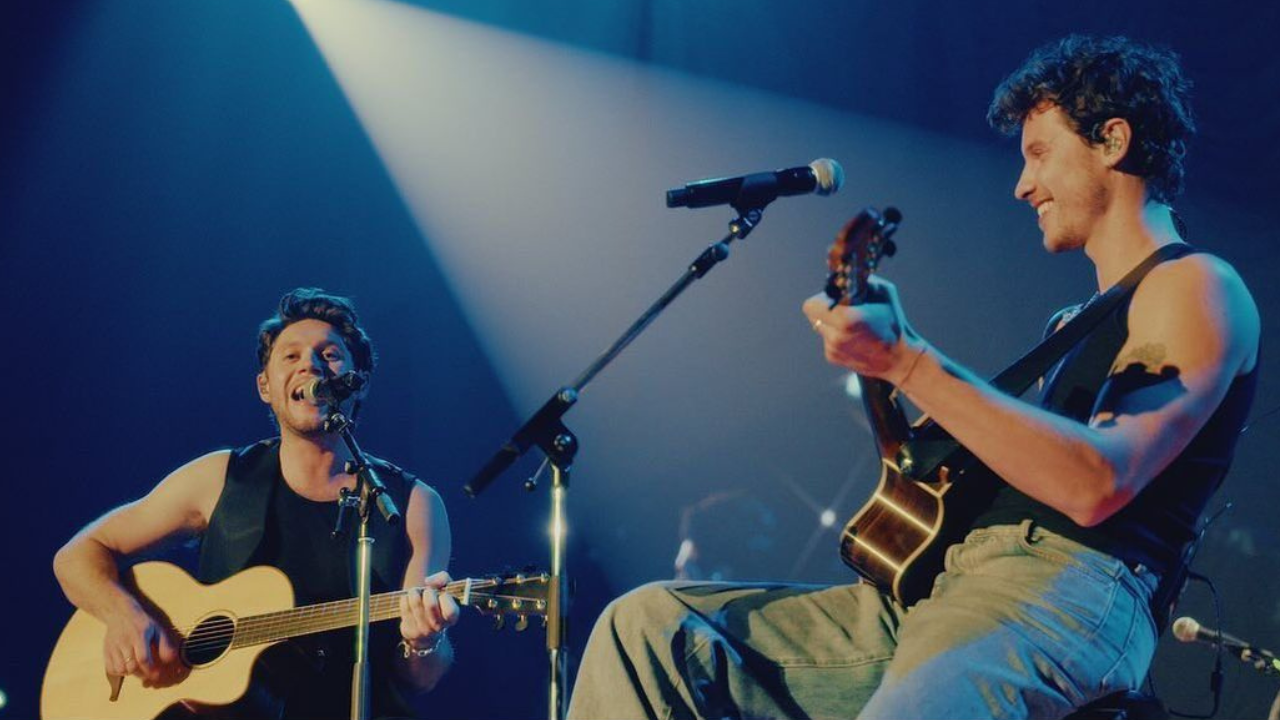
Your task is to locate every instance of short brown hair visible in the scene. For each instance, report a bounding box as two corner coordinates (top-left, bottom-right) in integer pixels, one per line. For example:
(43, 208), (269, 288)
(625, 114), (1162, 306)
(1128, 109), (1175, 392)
(256, 288), (376, 374)
(988, 35), (1196, 204)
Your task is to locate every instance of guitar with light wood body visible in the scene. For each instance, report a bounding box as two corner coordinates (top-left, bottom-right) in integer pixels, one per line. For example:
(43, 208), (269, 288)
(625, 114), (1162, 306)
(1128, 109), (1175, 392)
(42, 561), (548, 720)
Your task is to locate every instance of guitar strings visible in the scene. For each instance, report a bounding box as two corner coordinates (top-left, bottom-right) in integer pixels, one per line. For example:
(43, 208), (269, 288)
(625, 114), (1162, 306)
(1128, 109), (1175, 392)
(170, 578), (496, 637)
(181, 591), (547, 654)
(174, 581), (547, 655)
(177, 580), (511, 649)
(181, 590), (547, 654)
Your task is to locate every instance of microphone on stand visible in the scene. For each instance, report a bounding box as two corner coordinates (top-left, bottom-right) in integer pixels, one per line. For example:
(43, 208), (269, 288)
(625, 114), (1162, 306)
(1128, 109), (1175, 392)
(1173, 616), (1280, 676)
(296, 372), (368, 406)
(1173, 616), (1252, 650)
(666, 158), (844, 209)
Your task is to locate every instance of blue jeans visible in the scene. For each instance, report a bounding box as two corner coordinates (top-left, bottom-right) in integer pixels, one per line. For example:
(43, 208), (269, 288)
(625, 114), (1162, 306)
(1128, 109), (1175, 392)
(567, 520), (1160, 719)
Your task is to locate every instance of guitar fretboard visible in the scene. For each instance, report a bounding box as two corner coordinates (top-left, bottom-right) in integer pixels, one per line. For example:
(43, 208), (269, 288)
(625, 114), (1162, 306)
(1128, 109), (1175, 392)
(187, 578), (513, 649)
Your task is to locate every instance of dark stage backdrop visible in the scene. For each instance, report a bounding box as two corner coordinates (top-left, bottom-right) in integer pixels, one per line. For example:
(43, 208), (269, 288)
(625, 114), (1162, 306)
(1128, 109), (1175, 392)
(3, 1), (1278, 718)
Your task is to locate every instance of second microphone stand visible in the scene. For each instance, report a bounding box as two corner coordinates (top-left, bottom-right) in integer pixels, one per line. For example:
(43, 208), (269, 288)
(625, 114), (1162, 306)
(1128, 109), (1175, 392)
(466, 189), (777, 720)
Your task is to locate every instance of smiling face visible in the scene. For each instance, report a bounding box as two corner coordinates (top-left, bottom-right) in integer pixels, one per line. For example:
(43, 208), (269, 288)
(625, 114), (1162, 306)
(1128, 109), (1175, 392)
(256, 318), (357, 438)
(1014, 104), (1112, 253)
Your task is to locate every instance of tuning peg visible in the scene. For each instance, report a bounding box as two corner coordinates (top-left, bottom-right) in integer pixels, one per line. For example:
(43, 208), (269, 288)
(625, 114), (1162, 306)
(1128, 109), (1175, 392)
(883, 240), (897, 257)
(492, 615), (505, 631)
(515, 615), (529, 632)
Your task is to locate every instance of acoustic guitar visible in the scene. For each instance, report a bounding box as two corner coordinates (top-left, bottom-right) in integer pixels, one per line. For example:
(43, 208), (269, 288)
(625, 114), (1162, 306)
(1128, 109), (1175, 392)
(42, 561), (549, 719)
(829, 208), (997, 607)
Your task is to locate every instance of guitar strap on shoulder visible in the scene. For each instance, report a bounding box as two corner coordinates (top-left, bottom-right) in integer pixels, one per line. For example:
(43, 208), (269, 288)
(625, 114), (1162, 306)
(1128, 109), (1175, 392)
(987, 242), (1195, 398)
(899, 242), (1195, 475)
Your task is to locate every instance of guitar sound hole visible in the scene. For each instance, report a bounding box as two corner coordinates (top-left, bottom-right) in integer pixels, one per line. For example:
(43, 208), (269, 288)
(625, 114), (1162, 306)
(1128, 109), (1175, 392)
(183, 614), (236, 666)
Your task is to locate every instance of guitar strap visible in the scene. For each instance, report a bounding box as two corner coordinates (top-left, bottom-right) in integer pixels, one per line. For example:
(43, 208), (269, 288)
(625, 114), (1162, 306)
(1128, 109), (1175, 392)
(989, 242), (1195, 397)
(900, 242), (1195, 474)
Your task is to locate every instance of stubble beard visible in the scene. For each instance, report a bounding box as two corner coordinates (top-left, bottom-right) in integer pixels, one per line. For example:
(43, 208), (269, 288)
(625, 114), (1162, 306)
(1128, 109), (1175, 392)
(276, 401), (330, 439)
(1045, 179), (1108, 255)
(1044, 220), (1086, 254)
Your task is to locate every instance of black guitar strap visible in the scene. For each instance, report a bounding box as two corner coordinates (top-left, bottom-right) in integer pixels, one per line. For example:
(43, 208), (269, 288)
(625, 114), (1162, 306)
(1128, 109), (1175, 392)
(988, 241), (1195, 397)
(900, 242), (1195, 475)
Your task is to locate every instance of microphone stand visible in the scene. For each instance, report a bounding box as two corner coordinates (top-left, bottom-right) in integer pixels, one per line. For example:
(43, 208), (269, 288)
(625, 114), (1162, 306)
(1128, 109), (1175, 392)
(466, 177), (784, 720)
(326, 408), (402, 720)
(1238, 645), (1280, 677)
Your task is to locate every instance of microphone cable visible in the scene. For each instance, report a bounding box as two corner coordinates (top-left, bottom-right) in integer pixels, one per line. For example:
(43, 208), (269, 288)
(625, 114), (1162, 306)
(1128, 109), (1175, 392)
(1162, 502), (1233, 719)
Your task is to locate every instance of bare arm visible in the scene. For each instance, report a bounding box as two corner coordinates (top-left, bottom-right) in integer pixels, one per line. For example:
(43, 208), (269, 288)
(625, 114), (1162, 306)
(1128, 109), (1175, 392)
(395, 481), (457, 693)
(1075, 255), (1258, 522)
(805, 253), (1259, 526)
(52, 449), (227, 681)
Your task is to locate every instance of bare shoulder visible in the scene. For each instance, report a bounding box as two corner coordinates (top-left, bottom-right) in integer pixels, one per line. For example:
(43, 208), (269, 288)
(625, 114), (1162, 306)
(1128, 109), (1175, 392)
(1126, 249), (1260, 375)
(87, 449), (231, 556)
(1144, 250), (1250, 289)
(405, 480), (452, 572)
(407, 480), (448, 525)
(153, 449), (231, 523)
(177, 448), (232, 483)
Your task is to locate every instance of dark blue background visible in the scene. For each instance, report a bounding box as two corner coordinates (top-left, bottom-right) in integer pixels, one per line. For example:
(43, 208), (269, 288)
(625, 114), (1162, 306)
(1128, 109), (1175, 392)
(4, 2), (1278, 718)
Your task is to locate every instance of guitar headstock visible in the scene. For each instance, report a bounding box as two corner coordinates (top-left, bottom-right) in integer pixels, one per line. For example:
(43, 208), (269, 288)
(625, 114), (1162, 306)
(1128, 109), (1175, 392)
(452, 572), (551, 632)
(824, 207), (902, 307)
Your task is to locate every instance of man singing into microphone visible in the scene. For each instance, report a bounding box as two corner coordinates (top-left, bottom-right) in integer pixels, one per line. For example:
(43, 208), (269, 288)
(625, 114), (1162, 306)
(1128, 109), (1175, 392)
(568, 35), (1259, 719)
(53, 288), (458, 719)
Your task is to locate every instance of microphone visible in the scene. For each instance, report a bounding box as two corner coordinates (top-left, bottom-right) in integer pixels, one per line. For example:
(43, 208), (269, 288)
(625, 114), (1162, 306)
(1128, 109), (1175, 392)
(296, 372), (368, 406)
(666, 158), (844, 209)
(1172, 616), (1252, 650)
(1173, 616), (1280, 675)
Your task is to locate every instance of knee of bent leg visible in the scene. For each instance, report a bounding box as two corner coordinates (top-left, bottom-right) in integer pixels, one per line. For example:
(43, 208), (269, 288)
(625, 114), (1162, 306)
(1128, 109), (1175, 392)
(600, 581), (691, 641)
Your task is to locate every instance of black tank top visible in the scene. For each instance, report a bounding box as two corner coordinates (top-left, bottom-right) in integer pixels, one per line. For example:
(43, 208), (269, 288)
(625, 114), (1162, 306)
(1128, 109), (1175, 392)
(972, 256), (1258, 576)
(197, 439), (417, 719)
(254, 477), (411, 719)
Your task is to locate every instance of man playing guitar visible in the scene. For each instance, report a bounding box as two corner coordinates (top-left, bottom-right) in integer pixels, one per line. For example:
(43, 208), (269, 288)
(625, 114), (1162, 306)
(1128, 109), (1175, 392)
(567, 35), (1260, 719)
(51, 288), (460, 719)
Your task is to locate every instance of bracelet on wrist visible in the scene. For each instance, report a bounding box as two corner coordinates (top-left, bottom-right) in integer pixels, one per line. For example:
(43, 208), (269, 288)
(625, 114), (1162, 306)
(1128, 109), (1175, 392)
(399, 631), (446, 659)
(897, 343), (928, 392)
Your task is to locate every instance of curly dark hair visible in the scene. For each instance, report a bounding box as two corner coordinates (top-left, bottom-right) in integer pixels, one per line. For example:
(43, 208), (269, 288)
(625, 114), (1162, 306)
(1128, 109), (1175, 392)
(988, 35), (1196, 204)
(256, 287), (376, 374)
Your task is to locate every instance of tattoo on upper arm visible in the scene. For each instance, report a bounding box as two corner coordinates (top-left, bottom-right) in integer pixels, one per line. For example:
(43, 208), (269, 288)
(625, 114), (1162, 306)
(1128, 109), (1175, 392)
(1117, 343), (1168, 373)
(1093, 344), (1185, 423)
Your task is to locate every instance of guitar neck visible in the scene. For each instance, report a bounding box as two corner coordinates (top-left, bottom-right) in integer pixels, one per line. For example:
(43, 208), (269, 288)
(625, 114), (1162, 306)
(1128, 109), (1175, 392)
(229, 579), (488, 649)
(858, 374), (912, 460)
(842, 282), (911, 462)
